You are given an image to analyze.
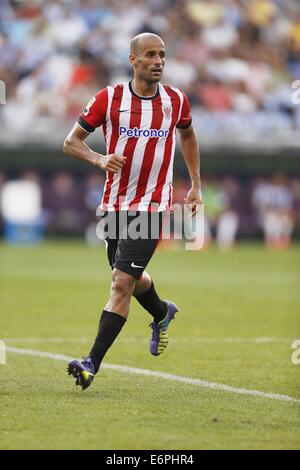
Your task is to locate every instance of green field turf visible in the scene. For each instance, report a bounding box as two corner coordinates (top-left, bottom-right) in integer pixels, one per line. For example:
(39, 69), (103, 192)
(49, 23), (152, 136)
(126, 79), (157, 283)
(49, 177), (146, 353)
(0, 241), (299, 450)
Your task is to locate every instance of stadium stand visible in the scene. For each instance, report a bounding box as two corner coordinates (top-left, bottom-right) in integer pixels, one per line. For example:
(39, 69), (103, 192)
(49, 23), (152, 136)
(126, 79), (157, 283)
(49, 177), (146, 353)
(0, 0), (299, 145)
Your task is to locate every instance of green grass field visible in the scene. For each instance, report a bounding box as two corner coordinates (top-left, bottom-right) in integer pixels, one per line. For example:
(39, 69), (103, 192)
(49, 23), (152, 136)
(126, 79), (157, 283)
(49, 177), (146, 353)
(0, 241), (299, 450)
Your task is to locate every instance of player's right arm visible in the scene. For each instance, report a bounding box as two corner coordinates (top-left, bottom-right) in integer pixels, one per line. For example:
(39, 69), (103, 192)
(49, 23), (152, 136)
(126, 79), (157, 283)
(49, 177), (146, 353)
(63, 88), (126, 173)
(63, 123), (126, 173)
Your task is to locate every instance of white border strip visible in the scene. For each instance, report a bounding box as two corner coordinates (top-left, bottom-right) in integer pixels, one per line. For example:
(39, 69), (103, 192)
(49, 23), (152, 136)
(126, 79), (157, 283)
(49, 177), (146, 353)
(6, 346), (300, 404)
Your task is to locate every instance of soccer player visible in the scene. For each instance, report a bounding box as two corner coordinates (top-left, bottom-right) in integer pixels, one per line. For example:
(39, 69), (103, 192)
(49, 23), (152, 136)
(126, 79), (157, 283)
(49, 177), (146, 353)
(63, 33), (202, 390)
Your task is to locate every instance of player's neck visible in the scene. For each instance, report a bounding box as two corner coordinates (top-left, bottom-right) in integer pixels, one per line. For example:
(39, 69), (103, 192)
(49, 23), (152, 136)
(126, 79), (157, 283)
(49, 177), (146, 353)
(131, 79), (158, 98)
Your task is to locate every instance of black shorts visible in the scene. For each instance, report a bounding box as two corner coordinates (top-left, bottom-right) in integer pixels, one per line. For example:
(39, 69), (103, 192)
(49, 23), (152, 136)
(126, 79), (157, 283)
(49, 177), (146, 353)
(100, 211), (166, 280)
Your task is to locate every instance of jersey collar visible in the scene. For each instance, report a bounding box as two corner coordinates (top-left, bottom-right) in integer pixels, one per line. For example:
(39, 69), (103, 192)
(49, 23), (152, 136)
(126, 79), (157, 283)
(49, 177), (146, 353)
(129, 80), (160, 100)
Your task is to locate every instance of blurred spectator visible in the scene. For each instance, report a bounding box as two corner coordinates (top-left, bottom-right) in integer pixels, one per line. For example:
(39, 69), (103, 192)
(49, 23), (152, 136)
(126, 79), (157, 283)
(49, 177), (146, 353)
(186, 1), (224, 27)
(216, 209), (238, 250)
(199, 77), (232, 111)
(83, 172), (105, 244)
(43, 171), (86, 236)
(83, 172), (104, 213)
(247, 0), (278, 27)
(202, 176), (225, 245)
(252, 174), (294, 249)
(216, 177), (239, 250)
(201, 175), (240, 250)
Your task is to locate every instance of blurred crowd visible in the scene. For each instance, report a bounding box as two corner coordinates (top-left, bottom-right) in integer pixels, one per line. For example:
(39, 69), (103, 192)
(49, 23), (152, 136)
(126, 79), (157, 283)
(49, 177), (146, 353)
(0, 170), (299, 249)
(173, 173), (299, 249)
(0, 0), (300, 141)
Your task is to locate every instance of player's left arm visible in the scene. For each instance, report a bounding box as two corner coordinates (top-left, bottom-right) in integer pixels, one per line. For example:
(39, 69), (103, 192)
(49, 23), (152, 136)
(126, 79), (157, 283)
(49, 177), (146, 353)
(178, 124), (202, 211)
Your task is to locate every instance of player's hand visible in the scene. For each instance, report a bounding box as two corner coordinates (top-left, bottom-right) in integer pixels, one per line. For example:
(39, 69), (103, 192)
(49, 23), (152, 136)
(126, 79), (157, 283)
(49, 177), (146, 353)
(95, 154), (127, 173)
(184, 187), (202, 216)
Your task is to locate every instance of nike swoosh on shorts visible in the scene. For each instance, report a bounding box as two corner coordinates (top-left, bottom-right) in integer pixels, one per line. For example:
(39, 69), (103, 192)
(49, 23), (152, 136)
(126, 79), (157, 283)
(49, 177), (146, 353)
(131, 262), (144, 268)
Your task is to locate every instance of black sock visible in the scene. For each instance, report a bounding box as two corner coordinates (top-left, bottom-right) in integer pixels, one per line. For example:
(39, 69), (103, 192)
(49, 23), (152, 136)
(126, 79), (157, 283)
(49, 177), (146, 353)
(135, 281), (167, 324)
(89, 310), (126, 373)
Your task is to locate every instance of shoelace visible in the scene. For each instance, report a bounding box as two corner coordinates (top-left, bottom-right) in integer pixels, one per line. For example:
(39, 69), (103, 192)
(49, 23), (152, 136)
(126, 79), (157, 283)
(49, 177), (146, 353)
(82, 356), (93, 369)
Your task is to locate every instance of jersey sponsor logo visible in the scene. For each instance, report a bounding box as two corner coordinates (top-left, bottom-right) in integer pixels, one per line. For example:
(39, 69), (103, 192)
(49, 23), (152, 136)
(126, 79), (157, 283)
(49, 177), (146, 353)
(119, 126), (169, 138)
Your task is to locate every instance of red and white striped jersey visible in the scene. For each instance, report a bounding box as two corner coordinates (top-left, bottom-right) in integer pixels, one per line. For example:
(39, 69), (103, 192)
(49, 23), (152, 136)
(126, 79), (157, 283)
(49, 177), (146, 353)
(78, 81), (192, 211)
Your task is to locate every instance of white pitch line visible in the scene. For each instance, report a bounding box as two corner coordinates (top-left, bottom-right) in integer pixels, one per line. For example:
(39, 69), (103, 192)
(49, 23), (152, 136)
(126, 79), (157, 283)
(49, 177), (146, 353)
(3, 336), (294, 344)
(3, 337), (90, 344)
(6, 346), (300, 404)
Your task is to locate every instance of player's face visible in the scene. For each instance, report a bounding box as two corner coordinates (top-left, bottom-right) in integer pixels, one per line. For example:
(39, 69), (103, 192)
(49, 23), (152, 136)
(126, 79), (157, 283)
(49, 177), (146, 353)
(132, 43), (165, 84)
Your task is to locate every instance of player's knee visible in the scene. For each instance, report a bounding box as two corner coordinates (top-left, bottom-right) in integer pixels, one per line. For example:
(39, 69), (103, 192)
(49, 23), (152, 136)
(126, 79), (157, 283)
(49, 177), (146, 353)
(111, 270), (135, 298)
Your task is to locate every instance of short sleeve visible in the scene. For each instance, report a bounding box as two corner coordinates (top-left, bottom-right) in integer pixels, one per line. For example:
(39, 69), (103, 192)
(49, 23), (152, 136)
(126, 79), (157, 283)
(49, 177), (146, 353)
(176, 91), (192, 129)
(78, 88), (108, 133)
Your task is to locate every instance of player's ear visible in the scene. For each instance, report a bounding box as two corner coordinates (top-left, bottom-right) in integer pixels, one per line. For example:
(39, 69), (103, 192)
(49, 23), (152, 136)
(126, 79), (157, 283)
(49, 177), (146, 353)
(129, 54), (136, 66)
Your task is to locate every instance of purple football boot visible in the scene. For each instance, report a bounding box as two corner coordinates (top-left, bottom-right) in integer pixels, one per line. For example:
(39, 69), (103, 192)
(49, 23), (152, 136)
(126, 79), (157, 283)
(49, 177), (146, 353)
(67, 357), (95, 390)
(149, 301), (179, 356)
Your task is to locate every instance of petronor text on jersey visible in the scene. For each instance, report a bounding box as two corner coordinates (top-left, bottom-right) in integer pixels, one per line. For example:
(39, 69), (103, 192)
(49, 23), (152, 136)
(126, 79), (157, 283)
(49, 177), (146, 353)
(119, 126), (169, 138)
